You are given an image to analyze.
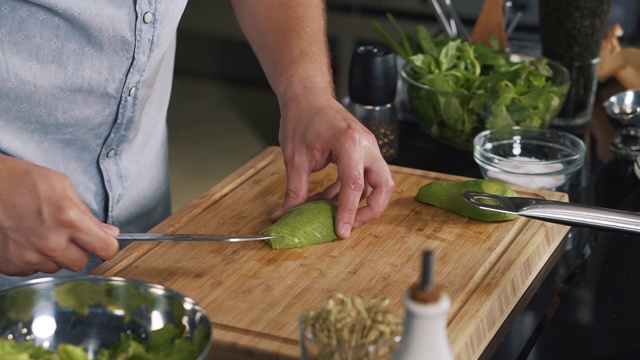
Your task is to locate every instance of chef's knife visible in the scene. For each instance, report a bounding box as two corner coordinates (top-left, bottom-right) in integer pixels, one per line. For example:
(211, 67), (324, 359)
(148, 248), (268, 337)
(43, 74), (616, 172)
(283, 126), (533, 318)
(463, 191), (640, 235)
(117, 233), (273, 242)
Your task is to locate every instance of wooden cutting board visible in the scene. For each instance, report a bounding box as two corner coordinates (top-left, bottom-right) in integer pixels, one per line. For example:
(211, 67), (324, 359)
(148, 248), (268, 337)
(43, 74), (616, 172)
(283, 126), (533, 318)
(92, 146), (570, 360)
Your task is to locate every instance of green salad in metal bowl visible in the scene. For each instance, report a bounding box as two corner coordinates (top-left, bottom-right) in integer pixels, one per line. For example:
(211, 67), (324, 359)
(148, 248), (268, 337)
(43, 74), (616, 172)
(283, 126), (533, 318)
(373, 15), (571, 151)
(0, 276), (212, 360)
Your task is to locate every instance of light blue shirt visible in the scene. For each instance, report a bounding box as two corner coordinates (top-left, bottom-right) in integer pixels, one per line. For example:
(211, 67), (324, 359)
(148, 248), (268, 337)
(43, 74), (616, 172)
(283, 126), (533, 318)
(0, 0), (188, 287)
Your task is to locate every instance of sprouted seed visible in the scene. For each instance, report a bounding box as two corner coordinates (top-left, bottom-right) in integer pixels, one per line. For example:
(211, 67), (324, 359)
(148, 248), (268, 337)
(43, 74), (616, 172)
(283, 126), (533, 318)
(301, 293), (403, 360)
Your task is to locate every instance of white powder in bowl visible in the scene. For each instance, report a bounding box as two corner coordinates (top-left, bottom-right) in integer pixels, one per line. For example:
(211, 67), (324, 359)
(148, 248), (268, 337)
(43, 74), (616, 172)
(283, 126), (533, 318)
(485, 156), (567, 189)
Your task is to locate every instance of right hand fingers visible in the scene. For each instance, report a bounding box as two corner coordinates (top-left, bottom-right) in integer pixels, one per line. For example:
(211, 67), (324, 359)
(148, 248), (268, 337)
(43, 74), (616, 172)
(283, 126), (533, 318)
(0, 205), (120, 276)
(0, 156), (120, 275)
(69, 196), (120, 260)
(3, 241), (77, 276)
(0, 222), (120, 277)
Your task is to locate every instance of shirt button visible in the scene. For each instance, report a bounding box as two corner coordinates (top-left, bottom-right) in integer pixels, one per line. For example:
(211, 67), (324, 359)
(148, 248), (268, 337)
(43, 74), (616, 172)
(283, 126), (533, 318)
(143, 12), (154, 24)
(106, 149), (116, 158)
(128, 86), (136, 97)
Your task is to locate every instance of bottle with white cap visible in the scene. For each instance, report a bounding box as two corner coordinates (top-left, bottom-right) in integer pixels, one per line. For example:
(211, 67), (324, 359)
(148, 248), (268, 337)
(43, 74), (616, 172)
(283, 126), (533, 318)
(393, 251), (454, 360)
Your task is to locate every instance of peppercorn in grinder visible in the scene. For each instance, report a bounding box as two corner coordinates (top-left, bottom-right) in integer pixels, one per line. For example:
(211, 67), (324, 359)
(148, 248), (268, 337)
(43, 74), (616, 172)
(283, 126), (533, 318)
(343, 44), (399, 162)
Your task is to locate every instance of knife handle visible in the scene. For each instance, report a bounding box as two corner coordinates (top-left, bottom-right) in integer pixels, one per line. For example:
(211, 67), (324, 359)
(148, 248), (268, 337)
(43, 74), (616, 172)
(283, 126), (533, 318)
(509, 197), (640, 235)
(464, 191), (640, 235)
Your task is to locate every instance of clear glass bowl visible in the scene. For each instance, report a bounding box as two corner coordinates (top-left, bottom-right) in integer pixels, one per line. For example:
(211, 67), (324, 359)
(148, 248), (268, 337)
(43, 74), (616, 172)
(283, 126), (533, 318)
(401, 56), (570, 151)
(473, 127), (586, 190)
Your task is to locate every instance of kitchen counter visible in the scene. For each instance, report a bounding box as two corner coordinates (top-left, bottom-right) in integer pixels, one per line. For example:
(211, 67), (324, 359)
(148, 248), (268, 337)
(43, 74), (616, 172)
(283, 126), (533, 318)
(391, 79), (639, 359)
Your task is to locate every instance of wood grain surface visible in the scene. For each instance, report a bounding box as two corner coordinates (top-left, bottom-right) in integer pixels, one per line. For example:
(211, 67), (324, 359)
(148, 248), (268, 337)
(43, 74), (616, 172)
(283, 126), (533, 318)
(92, 146), (570, 359)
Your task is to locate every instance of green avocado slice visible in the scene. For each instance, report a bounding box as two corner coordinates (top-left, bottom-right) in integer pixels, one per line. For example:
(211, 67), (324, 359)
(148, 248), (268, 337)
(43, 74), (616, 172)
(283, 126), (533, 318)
(417, 179), (519, 222)
(261, 200), (338, 249)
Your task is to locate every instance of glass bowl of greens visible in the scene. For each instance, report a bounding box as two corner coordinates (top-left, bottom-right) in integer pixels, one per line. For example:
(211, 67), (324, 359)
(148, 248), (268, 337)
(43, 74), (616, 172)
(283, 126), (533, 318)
(0, 276), (212, 359)
(374, 15), (570, 151)
(400, 52), (570, 151)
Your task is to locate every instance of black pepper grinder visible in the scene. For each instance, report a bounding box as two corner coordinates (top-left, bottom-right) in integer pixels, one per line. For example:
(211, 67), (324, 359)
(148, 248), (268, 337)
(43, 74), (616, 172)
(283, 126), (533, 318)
(344, 44), (399, 162)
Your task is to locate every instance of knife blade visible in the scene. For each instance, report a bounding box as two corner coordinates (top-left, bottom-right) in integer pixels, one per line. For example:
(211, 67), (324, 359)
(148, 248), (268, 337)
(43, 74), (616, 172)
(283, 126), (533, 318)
(117, 233), (274, 242)
(463, 191), (640, 234)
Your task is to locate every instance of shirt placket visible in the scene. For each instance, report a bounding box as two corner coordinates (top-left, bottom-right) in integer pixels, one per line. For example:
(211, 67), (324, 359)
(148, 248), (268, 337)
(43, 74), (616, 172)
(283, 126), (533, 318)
(99, 0), (158, 224)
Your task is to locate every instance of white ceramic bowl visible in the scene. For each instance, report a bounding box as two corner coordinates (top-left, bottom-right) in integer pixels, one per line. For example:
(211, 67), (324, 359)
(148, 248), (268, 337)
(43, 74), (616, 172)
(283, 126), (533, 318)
(473, 127), (586, 190)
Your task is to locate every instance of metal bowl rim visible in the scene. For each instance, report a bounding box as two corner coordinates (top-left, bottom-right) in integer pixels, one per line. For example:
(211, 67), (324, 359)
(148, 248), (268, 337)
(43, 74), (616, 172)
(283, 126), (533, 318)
(0, 275), (201, 306)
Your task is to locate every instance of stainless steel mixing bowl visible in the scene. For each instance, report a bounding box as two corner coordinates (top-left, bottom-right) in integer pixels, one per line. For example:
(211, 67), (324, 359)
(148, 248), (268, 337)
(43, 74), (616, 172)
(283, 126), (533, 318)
(0, 275), (212, 359)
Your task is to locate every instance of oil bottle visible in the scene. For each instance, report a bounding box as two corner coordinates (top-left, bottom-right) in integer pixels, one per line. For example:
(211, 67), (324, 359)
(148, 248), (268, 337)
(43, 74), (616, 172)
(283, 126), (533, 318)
(393, 251), (454, 360)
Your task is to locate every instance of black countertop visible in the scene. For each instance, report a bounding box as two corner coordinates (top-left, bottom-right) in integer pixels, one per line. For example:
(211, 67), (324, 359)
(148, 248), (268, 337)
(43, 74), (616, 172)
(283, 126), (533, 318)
(390, 80), (640, 360)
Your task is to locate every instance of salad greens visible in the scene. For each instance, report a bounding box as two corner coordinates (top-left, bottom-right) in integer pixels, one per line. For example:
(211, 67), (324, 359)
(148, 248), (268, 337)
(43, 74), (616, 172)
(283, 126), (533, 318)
(0, 340), (88, 360)
(373, 14), (570, 150)
(95, 324), (203, 360)
(0, 323), (206, 360)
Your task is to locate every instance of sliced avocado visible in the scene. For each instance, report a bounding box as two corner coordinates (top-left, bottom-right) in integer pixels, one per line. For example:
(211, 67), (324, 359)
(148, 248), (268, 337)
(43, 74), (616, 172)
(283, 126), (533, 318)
(261, 200), (338, 249)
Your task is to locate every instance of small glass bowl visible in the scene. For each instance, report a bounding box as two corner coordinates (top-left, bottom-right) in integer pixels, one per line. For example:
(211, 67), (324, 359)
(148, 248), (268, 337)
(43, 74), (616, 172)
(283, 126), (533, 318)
(473, 127), (586, 190)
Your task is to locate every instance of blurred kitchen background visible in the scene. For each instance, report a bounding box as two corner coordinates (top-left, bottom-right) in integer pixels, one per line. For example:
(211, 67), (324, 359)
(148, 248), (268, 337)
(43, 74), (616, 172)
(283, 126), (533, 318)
(168, 0), (640, 211)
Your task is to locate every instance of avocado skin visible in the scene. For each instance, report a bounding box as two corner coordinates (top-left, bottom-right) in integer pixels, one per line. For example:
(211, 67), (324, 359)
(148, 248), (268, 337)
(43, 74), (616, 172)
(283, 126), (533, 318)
(261, 200), (338, 249)
(417, 179), (519, 222)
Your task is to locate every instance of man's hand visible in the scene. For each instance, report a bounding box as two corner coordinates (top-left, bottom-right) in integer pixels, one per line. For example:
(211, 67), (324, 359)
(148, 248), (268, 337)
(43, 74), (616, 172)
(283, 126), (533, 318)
(272, 91), (396, 238)
(0, 155), (120, 276)
(231, 0), (395, 237)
